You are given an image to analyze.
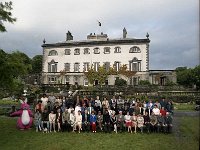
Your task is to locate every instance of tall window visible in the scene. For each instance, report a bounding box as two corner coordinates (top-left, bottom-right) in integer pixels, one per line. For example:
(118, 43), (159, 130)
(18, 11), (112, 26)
(65, 49), (71, 55)
(104, 47), (110, 54)
(104, 62), (110, 71)
(64, 63), (70, 72)
(74, 63), (80, 72)
(94, 47), (100, 54)
(65, 76), (70, 84)
(129, 57), (141, 71)
(74, 48), (80, 55)
(84, 48), (90, 54)
(48, 50), (58, 56)
(114, 47), (121, 53)
(84, 78), (89, 86)
(94, 62), (100, 71)
(48, 60), (57, 72)
(74, 76), (79, 85)
(114, 61), (120, 71)
(129, 46), (141, 53)
(83, 62), (89, 72)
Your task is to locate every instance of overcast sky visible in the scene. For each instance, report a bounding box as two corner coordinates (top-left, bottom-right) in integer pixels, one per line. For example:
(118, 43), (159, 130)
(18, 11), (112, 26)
(0, 0), (199, 70)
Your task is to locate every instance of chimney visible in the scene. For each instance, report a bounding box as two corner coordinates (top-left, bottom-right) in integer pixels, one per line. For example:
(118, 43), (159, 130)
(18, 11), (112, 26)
(123, 27), (127, 39)
(66, 31), (73, 41)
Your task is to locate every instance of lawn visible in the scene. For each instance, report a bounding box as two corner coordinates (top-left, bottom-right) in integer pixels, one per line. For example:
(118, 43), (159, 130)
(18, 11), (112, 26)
(0, 116), (199, 150)
(173, 103), (195, 111)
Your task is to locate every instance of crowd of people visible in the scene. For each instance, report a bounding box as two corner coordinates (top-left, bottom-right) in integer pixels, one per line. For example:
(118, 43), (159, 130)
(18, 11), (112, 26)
(34, 94), (173, 134)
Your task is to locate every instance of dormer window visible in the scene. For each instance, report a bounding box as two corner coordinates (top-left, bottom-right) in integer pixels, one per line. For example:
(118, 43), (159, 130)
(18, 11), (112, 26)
(129, 46), (141, 53)
(48, 50), (58, 56)
(94, 47), (100, 54)
(84, 48), (90, 54)
(65, 49), (71, 55)
(104, 47), (111, 54)
(114, 47), (121, 53)
(74, 48), (80, 55)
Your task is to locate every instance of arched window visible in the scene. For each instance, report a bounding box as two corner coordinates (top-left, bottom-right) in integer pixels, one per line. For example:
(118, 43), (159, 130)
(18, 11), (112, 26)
(74, 48), (80, 55)
(48, 50), (58, 56)
(129, 46), (141, 53)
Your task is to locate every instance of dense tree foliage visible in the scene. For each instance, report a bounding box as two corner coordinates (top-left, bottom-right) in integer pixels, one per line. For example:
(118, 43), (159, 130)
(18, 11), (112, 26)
(115, 78), (127, 86)
(0, 49), (43, 98)
(31, 55), (43, 74)
(176, 65), (200, 89)
(84, 65), (108, 86)
(0, 1), (16, 32)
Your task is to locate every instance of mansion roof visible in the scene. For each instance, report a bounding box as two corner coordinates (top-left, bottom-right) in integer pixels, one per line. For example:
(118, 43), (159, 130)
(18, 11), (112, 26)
(42, 38), (150, 48)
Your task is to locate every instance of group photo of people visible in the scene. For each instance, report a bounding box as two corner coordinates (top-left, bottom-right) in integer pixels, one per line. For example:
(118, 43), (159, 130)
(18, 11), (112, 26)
(34, 94), (173, 134)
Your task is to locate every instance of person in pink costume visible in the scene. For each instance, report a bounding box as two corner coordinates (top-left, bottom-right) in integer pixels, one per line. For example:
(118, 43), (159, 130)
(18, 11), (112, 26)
(10, 98), (33, 130)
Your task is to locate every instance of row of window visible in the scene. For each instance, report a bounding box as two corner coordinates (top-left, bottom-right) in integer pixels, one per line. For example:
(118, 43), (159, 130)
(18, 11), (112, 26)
(48, 76), (89, 86)
(48, 61), (141, 73)
(48, 46), (141, 56)
(48, 76), (140, 86)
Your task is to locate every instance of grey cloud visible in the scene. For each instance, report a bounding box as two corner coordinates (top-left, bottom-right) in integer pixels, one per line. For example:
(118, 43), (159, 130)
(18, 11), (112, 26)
(0, 0), (199, 69)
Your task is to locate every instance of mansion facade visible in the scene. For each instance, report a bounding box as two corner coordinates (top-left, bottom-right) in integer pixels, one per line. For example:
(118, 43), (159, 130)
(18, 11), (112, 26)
(41, 29), (176, 86)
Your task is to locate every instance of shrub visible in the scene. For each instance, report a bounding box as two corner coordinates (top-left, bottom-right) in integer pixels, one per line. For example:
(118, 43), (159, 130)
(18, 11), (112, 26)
(115, 78), (127, 86)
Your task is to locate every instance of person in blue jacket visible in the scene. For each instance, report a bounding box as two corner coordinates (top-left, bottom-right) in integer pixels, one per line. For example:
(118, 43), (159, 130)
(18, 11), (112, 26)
(90, 111), (97, 132)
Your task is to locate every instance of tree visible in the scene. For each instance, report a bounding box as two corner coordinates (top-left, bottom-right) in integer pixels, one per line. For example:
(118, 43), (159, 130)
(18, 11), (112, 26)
(7, 51), (32, 77)
(175, 65), (200, 89)
(31, 55), (42, 73)
(84, 65), (108, 86)
(0, 50), (32, 98)
(84, 64), (137, 86)
(0, 1), (16, 32)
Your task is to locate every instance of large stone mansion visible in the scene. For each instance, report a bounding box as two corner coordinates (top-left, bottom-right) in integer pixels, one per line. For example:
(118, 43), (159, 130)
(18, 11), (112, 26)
(41, 28), (176, 86)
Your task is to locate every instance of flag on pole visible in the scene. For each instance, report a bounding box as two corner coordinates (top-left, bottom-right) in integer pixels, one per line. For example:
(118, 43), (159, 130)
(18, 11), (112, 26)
(97, 20), (101, 26)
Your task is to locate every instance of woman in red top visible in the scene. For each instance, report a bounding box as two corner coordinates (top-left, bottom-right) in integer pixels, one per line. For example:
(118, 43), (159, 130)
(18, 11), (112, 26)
(160, 107), (167, 116)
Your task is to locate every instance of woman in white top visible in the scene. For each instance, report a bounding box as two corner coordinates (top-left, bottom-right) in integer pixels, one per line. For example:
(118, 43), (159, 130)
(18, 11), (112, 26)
(49, 110), (56, 132)
(69, 110), (75, 131)
(95, 96), (102, 112)
(75, 104), (81, 116)
(75, 110), (82, 133)
(124, 112), (132, 133)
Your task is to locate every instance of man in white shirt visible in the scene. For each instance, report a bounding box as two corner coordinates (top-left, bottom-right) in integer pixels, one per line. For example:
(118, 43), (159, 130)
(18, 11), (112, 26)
(152, 105), (160, 116)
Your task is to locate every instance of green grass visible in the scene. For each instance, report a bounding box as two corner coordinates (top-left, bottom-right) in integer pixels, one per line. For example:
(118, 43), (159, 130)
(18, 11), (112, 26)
(174, 103), (195, 111)
(0, 116), (199, 150)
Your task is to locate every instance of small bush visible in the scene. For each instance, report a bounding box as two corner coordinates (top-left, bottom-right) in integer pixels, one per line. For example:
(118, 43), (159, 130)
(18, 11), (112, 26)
(115, 78), (127, 86)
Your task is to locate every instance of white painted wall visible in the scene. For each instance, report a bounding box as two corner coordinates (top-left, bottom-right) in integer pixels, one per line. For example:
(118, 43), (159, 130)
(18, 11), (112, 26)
(43, 43), (148, 73)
